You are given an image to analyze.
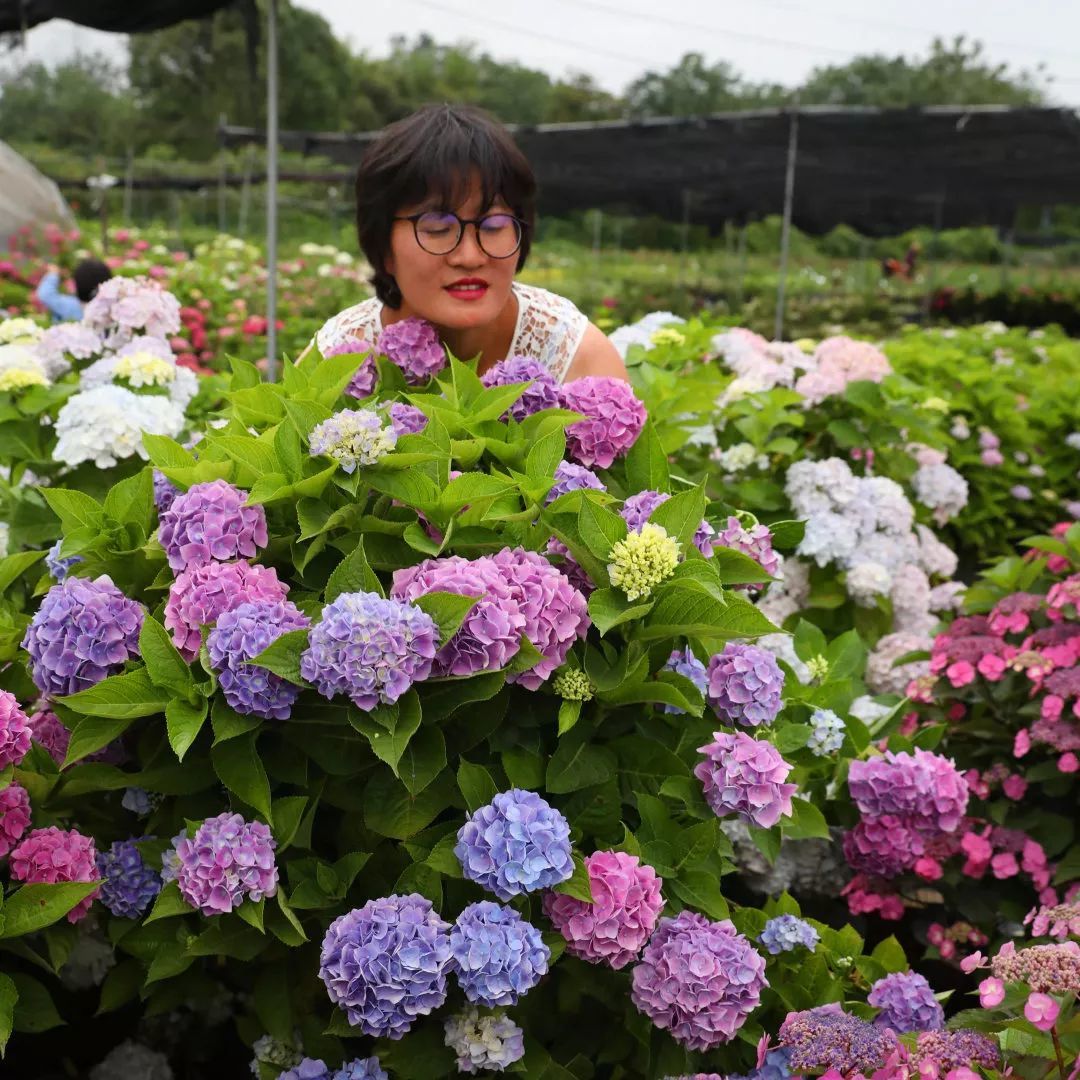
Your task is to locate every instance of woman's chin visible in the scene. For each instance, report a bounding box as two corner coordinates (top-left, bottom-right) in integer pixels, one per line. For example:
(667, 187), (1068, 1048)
(428, 295), (503, 328)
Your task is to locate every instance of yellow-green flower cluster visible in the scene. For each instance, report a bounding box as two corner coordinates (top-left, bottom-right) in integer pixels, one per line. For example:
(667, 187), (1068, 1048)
(114, 351), (176, 388)
(552, 669), (594, 702)
(0, 367), (48, 392)
(607, 522), (681, 601)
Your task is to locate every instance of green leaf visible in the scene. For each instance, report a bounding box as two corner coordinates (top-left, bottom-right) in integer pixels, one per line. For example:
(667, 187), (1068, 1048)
(236, 898), (266, 933)
(144, 881), (192, 923)
(103, 468), (154, 532)
(552, 853), (594, 904)
(577, 498), (628, 561)
(140, 615), (195, 695)
(557, 698), (582, 735)
(783, 798), (830, 839)
(588, 588), (654, 636)
(773, 724), (810, 753)
(62, 714), (134, 768)
(671, 870), (729, 920)
(95, 960), (142, 1016)
(546, 733), (616, 794)
(420, 671), (505, 723)
(871, 935), (908, 974)
(398, 726), (446, 797)
(638, 589), (777, 641)
(525, 427), (566, 481)
(142, 432), (197, 469)
(250, 629), (310, 686)
(0, 551), (46, 595)
(0, 973), (16, 1056)
(793, 620), (829, 663)
(211, 698), (261, 745)
(457, 759), (498, 812)
(414, 591), (480, 648)
(624, 419), (670, 492)
(648, 483), (707, 551)
(364, 769), (455, 839)
(768, 519), (805, 550)
(59, 667), (171, 720)
(271, 796), (309, 851)
(348, 691), (422, 776)
(166, 697), (208, 762)
(212, 734), (273, 825)
(0, 882), (102, 939)
(711, 547), (772, 586)
(41, 488), (104, 533)
(9, 973), (62, 1034)
(325, 537), (383, 601)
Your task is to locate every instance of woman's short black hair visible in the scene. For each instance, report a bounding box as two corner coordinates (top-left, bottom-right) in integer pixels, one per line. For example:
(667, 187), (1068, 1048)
(355, 104), (537, 307)
(73, 258), (112, 303)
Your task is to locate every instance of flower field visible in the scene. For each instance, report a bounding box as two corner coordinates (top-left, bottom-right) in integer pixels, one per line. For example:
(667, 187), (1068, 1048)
(0, 225), (1078, 1079)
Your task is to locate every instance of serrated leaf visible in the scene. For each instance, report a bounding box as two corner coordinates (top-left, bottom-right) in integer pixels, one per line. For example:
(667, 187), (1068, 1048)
(525, 427), (566, 481)
(166, 697), (208, 761)
(557, 698), (582, 735)
(0, 551), (45, 594)
(624, 419), (670, 492)
(211, 733), (273, 825)
(414, 591), (480, 648)
(398, 726), (446, 797)
(59, 668), (170, 720)
(62, 714), (134, 768)
(0, 882), (102, 939)
(349, 691), (423, 775)
(9, 973), (62, 1034)
(552, 853), (594, 904)
(143, 882), (192, 923)
(325, 537), (384, 601)
(577, 498), (628, 561)
(0, 974), (15, 1054)
(457, 759), (498, 812)
(140, 615), (195, 696)
(588, 588), (654, 636)
(250, 629), (310, 686)
(648, 483), (707, 551)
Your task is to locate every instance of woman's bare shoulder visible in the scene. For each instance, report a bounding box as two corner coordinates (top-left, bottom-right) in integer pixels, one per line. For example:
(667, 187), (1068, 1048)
(564, 321), (630, 382)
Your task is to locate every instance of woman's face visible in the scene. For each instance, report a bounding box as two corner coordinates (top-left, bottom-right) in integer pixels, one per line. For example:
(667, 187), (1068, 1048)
(385, 176), (519, 329)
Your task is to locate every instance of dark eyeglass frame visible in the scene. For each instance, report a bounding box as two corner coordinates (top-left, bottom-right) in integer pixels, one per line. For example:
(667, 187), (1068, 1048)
(393, 211), (528, 258)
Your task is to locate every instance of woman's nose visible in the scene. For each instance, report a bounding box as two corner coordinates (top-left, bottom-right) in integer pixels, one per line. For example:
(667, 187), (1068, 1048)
(447, 225), (486, 266)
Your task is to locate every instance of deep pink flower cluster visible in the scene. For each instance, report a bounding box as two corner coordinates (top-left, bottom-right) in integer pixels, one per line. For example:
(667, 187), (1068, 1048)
(9, 826), (100, 922)
(542, 850), (664, 969)
(0, 690), (31, 769)
(0, 783), (31, 856)
(560, 376), (646, 468)
(158, 480), (269, 572)
(843, 816), (926, 878)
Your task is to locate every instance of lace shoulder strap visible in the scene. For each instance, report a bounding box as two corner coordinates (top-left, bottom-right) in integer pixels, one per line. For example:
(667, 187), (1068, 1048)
(314, 297), (383, 356)
(508, 283), (589, 383)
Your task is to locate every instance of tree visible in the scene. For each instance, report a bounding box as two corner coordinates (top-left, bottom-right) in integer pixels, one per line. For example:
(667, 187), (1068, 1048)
(543, 73), (622, 124)
(625, 52), (785, 117)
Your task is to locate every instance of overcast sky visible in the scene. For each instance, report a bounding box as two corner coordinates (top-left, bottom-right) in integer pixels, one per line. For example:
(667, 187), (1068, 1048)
(11, 0), (1080, 104)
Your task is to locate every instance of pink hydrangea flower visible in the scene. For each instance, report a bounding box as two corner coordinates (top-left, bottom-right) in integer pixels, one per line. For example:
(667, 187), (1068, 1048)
(1023, 992), (1059, 1031)
(0, 689), (31, 770)
(1002, 775), (1028, 800)
(978, 977), (1004, 1008)
(9, 826), (100, 922)
(945, 661), (975, 688)
(991, 852), (1019, 879)
(0, 783), (31, 857)
(1059, 752), (1079, 773)
(560, 377), (647, 469)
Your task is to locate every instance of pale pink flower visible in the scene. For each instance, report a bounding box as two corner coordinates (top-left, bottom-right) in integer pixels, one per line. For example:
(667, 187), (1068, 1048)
(1024, 992), (1059, 1031)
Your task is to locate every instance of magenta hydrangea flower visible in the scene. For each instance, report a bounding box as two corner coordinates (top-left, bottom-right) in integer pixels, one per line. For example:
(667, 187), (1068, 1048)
(912, 1030), (999, 1072)
(868, 971), (944, 1033)
(10, 826), (100, 922)
(630, 910), (768, 1050)
(22, 575), (144, 697)
(705, 643), (785, 727)
(848, 749), (968, 834)
(387, 402), (429, 436)
(320, 893), (452, 1038)
(207, 599), (310, 719)
(715, 517), (780, 585)
(694, 730), (796, 828)
(620, 490), (715, 557)
(0, 783), (31, 857)
(392, 556), (526, 678)
(23, 706), (124, 767)
(0, 690), (31, 769)
(378, 318), (446, 384)
(843, 816), (925, 878)
(489, 548), (590, 689)
(158, 479), (268, 572)
(175, 811), (278, 916)
(325, 338), (377, 399)
(542, 850), (664, 969)
(480, 356), (561, 421)
(300, 591), (438, 710)
(545, 461), (607, 504)
(165, 559), (289, 661)
(560, 376), (647, 468)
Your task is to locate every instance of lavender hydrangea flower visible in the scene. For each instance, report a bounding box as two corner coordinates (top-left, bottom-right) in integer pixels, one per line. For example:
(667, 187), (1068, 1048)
(159, 480), (268, 572)
(715, 516), (780, 585)
(661, 646), (708, 715)
(96, 838), (162, 918)
(207, 600), (310, 719)
(121, 787), (154, 816)
(847, 748), (968, 834)
(449, 900), (549, 1006)
(480, 356), (561, 421)
(325, 338), (377, 399)
(0, 690), (31, 770)
(631, 911), (768, 1050)
(152, 470), (180, 514)
(45, 540), (83, 581)
(386, 401), (429, 436)
(705, 643), (785, 727)
(23, 575), (144, 697)
(319, 893), (452, 1038)
(300, 591), (438, 710)
(331, 1058), (389, 1080)
(778, 1004), (895, 1075)
(309, 408), (397, 473)
(695, 730), (796, 829)
(868, 971), (944, 1033)
(377, 318), (447, 384)
(175, 812), (278, 916)
(0, 783), (31, 857)
(544, 538), (593, 595)
(620, 490), (716, 557)
(444, 1009), (525, 1074)
(277, 1059), (331, 1080)
(759, 915), (820, 955)
(159, 829), (186, 884)
(560, 376), (647, 468)
(545, 460), (607, 504)
(455, 788), (573, 900)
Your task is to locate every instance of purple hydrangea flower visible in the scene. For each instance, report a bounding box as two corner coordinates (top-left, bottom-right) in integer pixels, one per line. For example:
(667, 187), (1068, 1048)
(165, 558), (289, 662)
(121, 787), (154, 816)
(158, 479), (269, 572)
(455, 788), (573, 900)
(175, 812), (278, 916)
(391, 555), (526, 678)
(300, 591), (438, 710)
(730, 1048), (793, 1080)
(319, 893), (452, 1038)
(387, 401), (429, 436)
(631, 910), (768, 1050)
(842, 816), (925, 878)
(152, 469), (180, 514)
(45, 540), (83, 582)
(207, 599), (310, 719)
(705, 643), (785, 727)
(778, 1004), (895, 1075)
(0, 783), (31, 857)
(0, 690), (31, 770)
(847, 749), (968, 834)
(620, 490), (715, 557)
(480, 356), (561, 421)
(489, 548), (590, 689)
(544, 538), (593, 595)
(96, 837), (162, 918)
(545, 460), (607, 504)
(10, 826), (100, 922)
(542, 850), (664, 969)
(332, 1059), (389, 1080)
(325, 338), (377, 399)
(759, 914), (820, 955)
(449, 900), (549, 1006)
(912, 1030), (999, 1072)
(695, 730), (796, 828)
(444, 1009), (525, 1074)
(560, 376), (647, 468)
(278, 1060), (331, 1080)
(661, 646), (708, 715)
(868, 971), (944, 1033)
(22, 575), (144, 697)
(715, 516), (780, 586)
(378, 318), (446, 384)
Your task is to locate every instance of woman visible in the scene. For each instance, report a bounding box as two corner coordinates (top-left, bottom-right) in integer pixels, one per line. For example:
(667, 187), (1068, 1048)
(35, 259), (112, 323)
(308, 104), (627, 384)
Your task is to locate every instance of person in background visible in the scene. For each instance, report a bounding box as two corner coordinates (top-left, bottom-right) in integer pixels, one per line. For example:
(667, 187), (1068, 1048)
(35, 259), (112, 322)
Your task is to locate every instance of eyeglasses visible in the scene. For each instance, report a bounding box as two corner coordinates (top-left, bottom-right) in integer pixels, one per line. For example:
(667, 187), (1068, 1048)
(394, 211), (526, 259)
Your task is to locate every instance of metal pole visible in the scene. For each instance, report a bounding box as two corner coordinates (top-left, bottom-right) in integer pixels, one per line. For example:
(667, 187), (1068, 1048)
(774, 101), (800, 341)
(265, 0), (280, 381)
(239, 147), (253, 236)
(218, 119), (228, 234)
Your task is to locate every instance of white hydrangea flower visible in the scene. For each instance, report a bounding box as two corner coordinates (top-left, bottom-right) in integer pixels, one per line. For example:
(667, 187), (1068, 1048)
(0, 343), (50, 390)
(444, 1008), (525, 1074)
(846, 561), (892, 606)
(889, 563), (934, 634)
(608, 311), (685, 358)
(785, 458), (859, 516)
(849, 695), (896, 727)
(950, 417), (971, 440)
(715, 441), (759, 472)
(308, 407), (397, 473)
(89, 1041), (173, 1080)
(0, 521), (9, 559)
(928, 581), (966, 613)
(798, 510), (859, 567)
(914, 524), (958, 579)
(114, 351), (176, 388)
(0, 317), (43, 345)
(911, 462), (969, 525)
(1066, 433), (1080, 451)
(865, 631), (931, 696)
(756, 632), (811, 684)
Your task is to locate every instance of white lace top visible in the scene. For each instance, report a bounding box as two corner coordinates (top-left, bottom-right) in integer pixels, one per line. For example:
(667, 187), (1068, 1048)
(312, 282), (589, 384)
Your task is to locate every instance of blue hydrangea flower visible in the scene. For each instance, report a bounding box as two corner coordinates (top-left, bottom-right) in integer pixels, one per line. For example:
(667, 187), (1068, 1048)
(808, 708), (845, 755)
(730, 1048), (793, 1080)
(661, 646), (708, 715)
(278, 1060), (330, 1080)
(455, 789), (573, 900)
(868, 971), (944, 1033)
(332, 1059), (389, 1080)
(121, 787), (154, 816)
(95, 837), (162, 918)
(45, 540), (83, 581)
(450, 900), (550, 1006)
(152, 469), (179, 514)
(758, 915), (820, 955)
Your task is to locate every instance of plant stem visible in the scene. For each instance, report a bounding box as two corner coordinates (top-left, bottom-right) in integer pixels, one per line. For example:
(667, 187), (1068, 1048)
(1051, 1025), (1067, 1080)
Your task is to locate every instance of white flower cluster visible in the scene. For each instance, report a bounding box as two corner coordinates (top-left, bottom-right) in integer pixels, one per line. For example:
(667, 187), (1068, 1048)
(89, 1041), (173, 1080)
(1066, 432), (1080, 451)
(34, 323), (102, 379)
(0, 317), (43, 345)
(0, 521), (9, 559)
(54, 385), (185, 468)
(712, 441), (768, 473)
(444, 1008), (524, 1074)
(756, 554), (811, 628)
(0, 343), (50, 391)
(308, 408), (397, 473)
(609, 310), (685, 359)
(911, 461), (969, 525)
(80, 347), (198, 411)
